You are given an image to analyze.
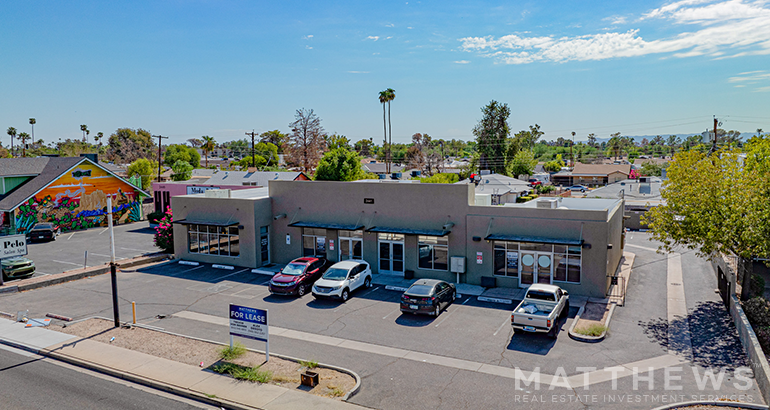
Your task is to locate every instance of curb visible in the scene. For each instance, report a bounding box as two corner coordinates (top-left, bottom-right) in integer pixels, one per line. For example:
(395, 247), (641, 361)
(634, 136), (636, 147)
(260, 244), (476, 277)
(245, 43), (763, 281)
(90, 316), (363, 401)
(650, 400), (768, 410)
(477, 296), (514, 305)
(568, 302), (616, 343)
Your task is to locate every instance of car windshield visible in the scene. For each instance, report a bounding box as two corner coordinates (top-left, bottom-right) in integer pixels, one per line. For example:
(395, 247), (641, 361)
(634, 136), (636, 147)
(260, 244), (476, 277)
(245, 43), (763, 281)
(322, 268), (350, 281)
(281, 263), (306, 276)
(34, 224), (53, 230)
(526, 290), (556, 301)
(405, 285), (434, 296)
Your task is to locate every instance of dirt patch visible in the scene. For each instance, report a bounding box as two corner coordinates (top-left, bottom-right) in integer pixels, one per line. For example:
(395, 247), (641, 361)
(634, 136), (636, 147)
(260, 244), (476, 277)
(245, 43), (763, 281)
(574, 302), (612, 333)
(55, 318), (355, 399)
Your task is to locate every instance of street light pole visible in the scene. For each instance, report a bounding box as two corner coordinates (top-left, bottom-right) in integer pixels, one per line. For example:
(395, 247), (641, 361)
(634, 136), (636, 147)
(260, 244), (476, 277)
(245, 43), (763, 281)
(154, 134), (168, 181)
(107, 196), (120, 327)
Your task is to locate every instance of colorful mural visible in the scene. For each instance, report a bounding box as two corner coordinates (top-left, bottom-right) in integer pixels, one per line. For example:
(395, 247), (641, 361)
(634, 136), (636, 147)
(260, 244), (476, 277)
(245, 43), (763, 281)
(14, 162), (144, 233)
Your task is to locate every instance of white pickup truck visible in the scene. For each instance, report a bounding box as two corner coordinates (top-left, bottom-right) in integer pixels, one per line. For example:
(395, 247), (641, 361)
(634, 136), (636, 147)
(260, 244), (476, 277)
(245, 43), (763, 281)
(511, 284), (570, 339)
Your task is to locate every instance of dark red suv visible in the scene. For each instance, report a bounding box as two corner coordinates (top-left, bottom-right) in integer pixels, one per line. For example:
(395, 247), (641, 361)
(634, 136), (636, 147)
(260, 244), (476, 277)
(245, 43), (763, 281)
(268, 257), (329, 297)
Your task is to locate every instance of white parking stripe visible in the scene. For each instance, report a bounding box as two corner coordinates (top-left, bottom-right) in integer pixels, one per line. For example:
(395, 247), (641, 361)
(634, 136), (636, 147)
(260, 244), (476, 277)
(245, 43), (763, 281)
(493, 316), (510, 336)
(99, 228), (109, 235)
(433, 297), (470, 328)
(52, 260), (83, 266)
(382, 308), (400, 320)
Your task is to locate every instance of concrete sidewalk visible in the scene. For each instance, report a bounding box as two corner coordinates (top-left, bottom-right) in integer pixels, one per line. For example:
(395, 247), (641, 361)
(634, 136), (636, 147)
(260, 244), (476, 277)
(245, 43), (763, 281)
(0, 318), (364, 410)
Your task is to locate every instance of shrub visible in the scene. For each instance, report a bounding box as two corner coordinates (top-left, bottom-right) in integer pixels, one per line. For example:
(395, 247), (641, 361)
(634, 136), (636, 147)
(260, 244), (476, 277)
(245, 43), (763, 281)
(147, 211), (164, 224)
(575, 324), (607, 336)
(756, 327), (770, 355)
(218, 341), (247, 360)
(299, 359), (318, 369)
(153, 207), (174, 253)
(211, 361), (272, 383)
(751, 275), (766, 299)
(743, 297), (770, 329)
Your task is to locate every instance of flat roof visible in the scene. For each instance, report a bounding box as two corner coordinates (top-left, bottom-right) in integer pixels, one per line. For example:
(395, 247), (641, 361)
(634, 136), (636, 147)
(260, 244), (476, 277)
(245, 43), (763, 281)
(503, 197), (621, 211)
(586, 179), (663, 202)
(181, 187), (269, 199)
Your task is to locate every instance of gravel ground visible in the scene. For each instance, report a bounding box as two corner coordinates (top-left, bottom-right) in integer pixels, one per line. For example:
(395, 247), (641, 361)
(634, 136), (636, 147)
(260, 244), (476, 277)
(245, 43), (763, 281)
(574, 302), (611, 331)
(55, 318), (355, 399)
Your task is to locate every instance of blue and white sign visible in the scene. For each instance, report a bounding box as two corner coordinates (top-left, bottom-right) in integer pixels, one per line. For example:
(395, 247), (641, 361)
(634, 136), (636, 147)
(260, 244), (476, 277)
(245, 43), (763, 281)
(229, 304), (268, 342)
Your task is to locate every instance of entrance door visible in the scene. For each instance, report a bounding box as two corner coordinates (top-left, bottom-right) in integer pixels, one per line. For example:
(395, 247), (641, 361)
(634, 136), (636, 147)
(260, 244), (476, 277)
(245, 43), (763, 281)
(339, 238), (363, 261)
(519, 252), (552, 286)
(259, 226), (270, 266)
(379, 240), (404, 273)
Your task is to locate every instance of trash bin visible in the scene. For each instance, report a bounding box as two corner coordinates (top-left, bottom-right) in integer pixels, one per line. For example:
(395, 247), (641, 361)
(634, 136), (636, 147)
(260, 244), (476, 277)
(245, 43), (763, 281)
(404, 270), (414, 280)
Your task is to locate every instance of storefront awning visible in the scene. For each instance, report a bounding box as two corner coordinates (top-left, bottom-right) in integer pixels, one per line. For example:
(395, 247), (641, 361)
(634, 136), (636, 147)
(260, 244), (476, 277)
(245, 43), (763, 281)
(288, 221), (365, 231)
(484, 234), (582, 246)
(367, 226), (451, 237)
(173, 219), (239, 227)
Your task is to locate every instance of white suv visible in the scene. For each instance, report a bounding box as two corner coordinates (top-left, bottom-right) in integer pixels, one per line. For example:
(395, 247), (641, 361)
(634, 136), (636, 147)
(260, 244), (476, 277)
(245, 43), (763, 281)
(312, 260), (372, 302)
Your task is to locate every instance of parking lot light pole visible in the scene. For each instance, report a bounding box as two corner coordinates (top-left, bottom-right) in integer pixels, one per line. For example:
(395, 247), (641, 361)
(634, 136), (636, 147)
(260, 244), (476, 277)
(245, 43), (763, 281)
(107, 196), (120, 327)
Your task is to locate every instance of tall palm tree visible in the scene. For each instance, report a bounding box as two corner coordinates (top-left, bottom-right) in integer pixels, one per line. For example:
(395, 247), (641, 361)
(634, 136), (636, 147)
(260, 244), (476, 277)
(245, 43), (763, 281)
(6, 127), (16, 157)
(18, 132), (30, 157)
(378, 90), (389, 173)
(202, 135), (215, 167)
(80, 124), (88, 142)
(29, 118), (36, 144)
(386, 88), (395, 173)
(95, 132), (104, 149)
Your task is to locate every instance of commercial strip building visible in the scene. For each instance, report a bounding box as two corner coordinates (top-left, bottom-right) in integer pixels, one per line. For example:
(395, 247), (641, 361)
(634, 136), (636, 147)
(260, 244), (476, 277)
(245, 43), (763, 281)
(551, 164), (632, 187)
(172, 180), (624, 298)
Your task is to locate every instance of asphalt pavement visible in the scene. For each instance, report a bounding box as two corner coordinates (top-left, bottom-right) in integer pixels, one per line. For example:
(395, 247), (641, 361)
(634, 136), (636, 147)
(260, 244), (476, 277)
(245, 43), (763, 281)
(0, 344), (216, 410)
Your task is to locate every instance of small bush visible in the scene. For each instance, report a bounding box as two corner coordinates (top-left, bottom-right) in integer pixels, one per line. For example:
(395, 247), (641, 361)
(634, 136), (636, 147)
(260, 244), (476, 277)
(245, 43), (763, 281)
(329, 386), (345, 397)
(756, 327), (770, 355)
(751, 275), (766, 299)
(743, 297), (770, 329)
(299, 359), (318, 369)
(574, 324), (607, 336)
(147, 211), (164, 224)
(212, 361), (273, 383)
(517, 196), (533, 203)
(219, 342), (247, 361)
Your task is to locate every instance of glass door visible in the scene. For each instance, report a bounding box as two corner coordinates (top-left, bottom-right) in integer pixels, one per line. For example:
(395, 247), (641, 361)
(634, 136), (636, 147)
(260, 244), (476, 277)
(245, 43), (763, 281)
(378, 237), (404, 273)
(339, 237), (363, 261)
(259, 226), (270, 266)
(520, 252), (535, 285)
(536, 254), (552, 284)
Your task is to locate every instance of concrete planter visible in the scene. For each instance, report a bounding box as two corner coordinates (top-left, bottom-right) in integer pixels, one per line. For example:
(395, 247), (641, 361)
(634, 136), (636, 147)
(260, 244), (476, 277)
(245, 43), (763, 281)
(568, 302), (616, 343)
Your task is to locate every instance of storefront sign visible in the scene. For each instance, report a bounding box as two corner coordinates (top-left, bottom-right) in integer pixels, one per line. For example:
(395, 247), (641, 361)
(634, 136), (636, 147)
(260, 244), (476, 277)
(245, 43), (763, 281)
(286, 234), (291, 245)
(476, 251), (483, 264)
(229, 304), (268, 342)
(187, 186), (219, 195)
(1, 235), (27, 258)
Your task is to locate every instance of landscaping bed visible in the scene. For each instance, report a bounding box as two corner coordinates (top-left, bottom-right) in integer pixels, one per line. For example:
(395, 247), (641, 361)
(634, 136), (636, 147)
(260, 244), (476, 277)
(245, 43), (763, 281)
(573, 302), (611, 337)
(55, 318), (355, 399)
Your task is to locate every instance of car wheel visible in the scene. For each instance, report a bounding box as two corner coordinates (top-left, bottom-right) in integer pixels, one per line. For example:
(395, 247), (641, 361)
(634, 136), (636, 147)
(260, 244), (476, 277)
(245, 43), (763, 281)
(297, 285), (306, 297)
(548, 325), (558, 339)
(561, 301), (570, 319)
(434, 304), (441, 317)
(341, 289), (350, 302)
(364, 277), (372, 289)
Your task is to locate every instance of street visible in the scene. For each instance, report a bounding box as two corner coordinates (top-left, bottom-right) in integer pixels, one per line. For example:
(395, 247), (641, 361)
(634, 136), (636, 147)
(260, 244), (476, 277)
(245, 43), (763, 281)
(0, 231), (763, 409)
(0, 344), (216, 410)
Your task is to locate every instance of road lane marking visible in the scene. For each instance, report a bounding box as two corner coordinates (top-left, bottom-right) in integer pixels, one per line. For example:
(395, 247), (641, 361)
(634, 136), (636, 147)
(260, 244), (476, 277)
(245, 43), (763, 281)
(433, 297), (470, 328)
(382, 308), (400, 320)
(625, 243), (660, 253)
(667, 252), (692, 360)
(143, 265), (205, 282)
(493, 316), (510, 336)
(52, 260), (83, 266)
(99, 228), (109, 235)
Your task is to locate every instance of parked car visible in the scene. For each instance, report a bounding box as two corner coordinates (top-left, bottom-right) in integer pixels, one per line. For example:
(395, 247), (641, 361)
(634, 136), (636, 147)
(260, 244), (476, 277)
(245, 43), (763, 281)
(400, 279), (456, 316)
(528, 179), (542, 187)
(511, 284), (570, 339)
(268, 257), (329, 296)
(1, 256), (35, 281)
(568, 185), (588, 192)
(26, 223), (60, 242)
(312, 260), (372, 302)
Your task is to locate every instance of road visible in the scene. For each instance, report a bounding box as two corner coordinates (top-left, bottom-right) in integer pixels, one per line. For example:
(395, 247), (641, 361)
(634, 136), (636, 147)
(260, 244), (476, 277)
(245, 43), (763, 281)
(0, 232), (763, 409)
(0, 344), (217, 410)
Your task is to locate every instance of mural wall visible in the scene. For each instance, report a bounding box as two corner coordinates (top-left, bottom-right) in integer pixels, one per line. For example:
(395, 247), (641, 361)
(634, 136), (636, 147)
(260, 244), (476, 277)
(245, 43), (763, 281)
(14, 162), (144, 233)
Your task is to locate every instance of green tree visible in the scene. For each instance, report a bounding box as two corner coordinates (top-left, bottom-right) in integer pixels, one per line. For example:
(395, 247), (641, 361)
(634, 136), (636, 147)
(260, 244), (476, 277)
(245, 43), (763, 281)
(171, 160), (194, 181)
(6, 127), (16, 157)
(354, 138), (374, 157)
(127, 158), (158, 190)
(201, 135), (216, 167)
(314, 148), (366, 181)
(17, 132), (30, 157)
(640, 161), (665, 176)
(259, 130), (288, 153)
(236, 155), (267, 169)
(473, 100), (510, 174)
(413, 173), (459, 184)
(105, 128), (156, 164)
(507, 149), (537, 177)
(544, 154), (564, 172)
(644, 140), (770, 301)
(163, 144), (201, 168)
(325, 134), (351, 150)
(606, 133), (622, 160)
(94, 132), (104, 148)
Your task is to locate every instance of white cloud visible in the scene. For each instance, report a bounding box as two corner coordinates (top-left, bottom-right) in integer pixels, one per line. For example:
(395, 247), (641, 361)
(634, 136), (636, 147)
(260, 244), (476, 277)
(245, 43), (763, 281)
(459, 0), (770, 64)
(728, 70), (770, 91)
(385, 23), (395, 27)
(407, 26), (413, 29)
(454, 60), (471, 64)
(604, 16), (628, 25)
(386, 36), (393, 40)
(303, 35), (314, 40)
(366, 36), (380, 41)
(305, 45), (313, 49)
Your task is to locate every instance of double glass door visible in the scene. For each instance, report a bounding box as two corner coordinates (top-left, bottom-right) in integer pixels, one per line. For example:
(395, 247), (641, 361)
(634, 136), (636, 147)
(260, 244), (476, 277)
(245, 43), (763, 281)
(378, 234), (404, 273)
(339, 238), (363, 261)
(520, 252), (552, 285)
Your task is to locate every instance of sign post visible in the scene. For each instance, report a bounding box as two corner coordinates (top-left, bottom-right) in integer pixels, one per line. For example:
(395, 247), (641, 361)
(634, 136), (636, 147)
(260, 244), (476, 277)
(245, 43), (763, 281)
(0, 234), (28, 286)
(229, 304), (269, 361)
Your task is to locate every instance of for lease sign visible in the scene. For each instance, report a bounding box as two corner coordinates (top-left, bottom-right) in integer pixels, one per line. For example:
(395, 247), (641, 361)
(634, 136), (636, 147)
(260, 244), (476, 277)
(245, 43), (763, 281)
(1, 235), (27, 258)
(229, 304), (268, 342)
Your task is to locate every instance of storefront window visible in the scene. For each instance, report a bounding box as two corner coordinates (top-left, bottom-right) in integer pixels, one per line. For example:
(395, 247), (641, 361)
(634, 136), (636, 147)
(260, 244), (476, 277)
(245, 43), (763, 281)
(418, 236), (448, 270)
(187, 224), (239, 257)
(493, 241), (519, 277)
(303, 228), (327, 258)
(553, 247), (580, 283)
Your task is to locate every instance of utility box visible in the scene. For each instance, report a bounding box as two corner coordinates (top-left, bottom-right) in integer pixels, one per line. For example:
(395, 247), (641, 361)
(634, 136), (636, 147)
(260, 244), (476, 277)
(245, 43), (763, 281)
(204, 189), (231, 198)
(450, 256), (466, 273)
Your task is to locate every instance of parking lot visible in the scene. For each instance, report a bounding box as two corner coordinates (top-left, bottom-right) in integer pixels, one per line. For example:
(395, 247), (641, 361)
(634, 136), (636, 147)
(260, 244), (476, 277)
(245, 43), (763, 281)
(0, 232), (763, 409)
(20, 222), (160, 278)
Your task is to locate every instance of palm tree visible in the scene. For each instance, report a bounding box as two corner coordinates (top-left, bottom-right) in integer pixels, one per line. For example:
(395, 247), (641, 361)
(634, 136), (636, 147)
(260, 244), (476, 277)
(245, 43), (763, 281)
(29, 118), (36, 144)
(6, 127), (16, 157)
(386, 88), (395, 173)
(95, 132), (104, 149)
(201, 135), (215, 167)
(80, 124), (88, 142)
(18, 132), (30, 157)
(378, 90), (389, 173)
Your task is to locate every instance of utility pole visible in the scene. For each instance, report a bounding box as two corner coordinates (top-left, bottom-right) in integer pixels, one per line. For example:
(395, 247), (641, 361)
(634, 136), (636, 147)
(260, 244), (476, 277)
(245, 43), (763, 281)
(154, 134), (168, 181)
(245, 130), (257, 168)
(107, 196), (120, 327)
(709, 116), (720, 155)
(571, 131), (575, 166)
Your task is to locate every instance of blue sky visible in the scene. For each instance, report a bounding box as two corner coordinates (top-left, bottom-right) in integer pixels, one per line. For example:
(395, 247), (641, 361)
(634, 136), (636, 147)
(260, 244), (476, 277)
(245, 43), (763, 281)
(2, 0), (769, 146)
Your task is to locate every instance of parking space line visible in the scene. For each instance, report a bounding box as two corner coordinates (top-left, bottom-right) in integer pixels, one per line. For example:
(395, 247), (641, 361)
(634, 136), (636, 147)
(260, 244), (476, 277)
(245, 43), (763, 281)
(119, 247), (155, 253)
(625, 243), (659, 253)
(493, 316), (510, 336)
(143, 265), (205, 282)
(382, 308), (400, 320)
(67, 233), (75, 240)
(52, 260), (83, 266)
(434, 297), (470, 328)
(99, 228), (109, 235)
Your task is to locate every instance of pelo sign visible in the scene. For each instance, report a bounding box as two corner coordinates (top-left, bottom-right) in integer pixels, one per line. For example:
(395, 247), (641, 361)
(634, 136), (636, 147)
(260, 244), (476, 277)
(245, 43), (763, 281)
(1, 235), (28, 258)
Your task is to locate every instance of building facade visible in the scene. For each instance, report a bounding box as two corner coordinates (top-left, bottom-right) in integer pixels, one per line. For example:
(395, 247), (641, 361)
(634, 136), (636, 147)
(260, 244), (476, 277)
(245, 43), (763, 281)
(172, 180), (624, 298)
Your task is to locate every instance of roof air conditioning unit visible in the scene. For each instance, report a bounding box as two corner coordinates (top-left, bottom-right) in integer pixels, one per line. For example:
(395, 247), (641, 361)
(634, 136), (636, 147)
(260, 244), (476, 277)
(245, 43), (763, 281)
(536, 199), (558, 209)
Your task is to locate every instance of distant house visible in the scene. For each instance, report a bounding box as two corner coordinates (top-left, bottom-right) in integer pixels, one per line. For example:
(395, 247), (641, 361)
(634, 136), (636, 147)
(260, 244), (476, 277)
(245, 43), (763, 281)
(0, 157), (148, 234)
(551, 164), (632, 187)
(587, 177), (664, 230)
(455, 173), (532, 205)
(151, 170), (309, 213)
(633, 157), (669, 166)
